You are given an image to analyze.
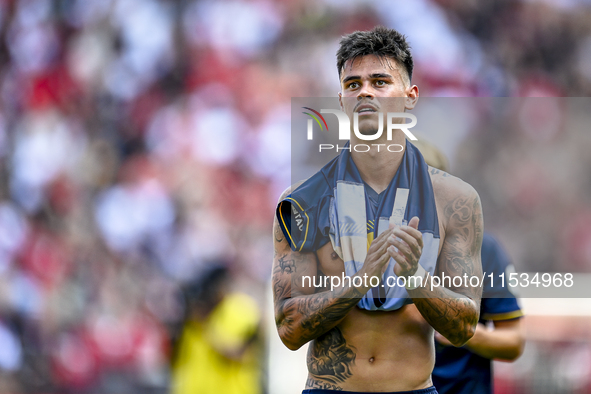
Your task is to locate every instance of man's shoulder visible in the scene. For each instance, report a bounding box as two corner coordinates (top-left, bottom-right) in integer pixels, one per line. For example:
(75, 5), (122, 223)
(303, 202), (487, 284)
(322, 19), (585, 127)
(277, 179), (307, 203)
(428, 166), (479, 206)
(428, 166), (482, 237)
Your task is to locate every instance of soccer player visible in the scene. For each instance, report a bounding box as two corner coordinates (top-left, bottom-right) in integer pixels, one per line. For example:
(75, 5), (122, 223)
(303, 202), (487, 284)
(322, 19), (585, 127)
(272, 27), (484, 393)
(412, 140), (525, 394)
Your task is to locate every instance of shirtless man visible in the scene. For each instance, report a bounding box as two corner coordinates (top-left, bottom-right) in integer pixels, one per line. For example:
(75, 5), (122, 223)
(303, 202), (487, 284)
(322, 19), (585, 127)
(272, 26), (483, 394)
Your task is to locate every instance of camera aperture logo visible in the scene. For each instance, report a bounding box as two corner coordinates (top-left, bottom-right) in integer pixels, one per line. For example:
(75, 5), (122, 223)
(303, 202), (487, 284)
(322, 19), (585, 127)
(302, 107), (329, 138)
(302, 107), (418, 152)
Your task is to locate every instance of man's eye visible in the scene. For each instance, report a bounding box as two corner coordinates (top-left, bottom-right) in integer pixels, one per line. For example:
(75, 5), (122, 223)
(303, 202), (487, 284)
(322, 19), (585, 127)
(348, 82), (359, 89)
(376, 80), (386, 86)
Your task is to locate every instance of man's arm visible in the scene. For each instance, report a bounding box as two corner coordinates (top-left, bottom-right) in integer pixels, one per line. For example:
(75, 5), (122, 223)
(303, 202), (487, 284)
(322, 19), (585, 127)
(388, 180), (483, 346)
(272, 217), (358, 351)
(272, 188), (394, 351)
(435, 319), (525, 361)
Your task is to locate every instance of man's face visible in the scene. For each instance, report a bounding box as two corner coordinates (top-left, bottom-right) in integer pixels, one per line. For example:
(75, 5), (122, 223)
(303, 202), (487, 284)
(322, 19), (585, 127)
(339, 54), (418, 136)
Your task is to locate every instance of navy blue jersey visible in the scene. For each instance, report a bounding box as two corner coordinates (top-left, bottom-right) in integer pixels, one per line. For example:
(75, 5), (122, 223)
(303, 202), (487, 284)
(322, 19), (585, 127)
(432, 233), (523, 394)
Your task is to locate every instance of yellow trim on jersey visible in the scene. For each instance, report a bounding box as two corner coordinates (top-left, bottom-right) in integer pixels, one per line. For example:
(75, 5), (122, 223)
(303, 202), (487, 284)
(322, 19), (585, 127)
(285, 197), (309, 252)
(278, 201), (296, 249)
(481, 310), (524, 321)
(367, 232), (374, 250)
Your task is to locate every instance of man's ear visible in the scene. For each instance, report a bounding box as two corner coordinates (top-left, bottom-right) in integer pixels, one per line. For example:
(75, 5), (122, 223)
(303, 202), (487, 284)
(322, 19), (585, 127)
(338, 91), (343, 110)
(405, 85), (419, 110)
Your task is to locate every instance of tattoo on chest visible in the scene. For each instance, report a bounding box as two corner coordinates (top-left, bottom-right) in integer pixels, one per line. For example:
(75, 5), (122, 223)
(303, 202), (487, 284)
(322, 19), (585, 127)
(307, 328), (356, 385)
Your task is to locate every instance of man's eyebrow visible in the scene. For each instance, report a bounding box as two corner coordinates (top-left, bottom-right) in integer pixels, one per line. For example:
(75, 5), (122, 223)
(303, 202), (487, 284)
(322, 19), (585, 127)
(341, 75), (361, 84)
(341, 73), (394, 84)
(370, 73), (394, 79)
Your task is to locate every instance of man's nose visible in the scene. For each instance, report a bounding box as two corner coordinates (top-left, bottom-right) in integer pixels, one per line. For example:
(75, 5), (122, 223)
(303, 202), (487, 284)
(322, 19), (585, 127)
(357, 82), (375, 99)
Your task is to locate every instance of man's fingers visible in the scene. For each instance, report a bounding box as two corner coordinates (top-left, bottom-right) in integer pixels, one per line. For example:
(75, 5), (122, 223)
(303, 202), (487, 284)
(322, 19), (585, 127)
(368, 233), (395, 265)
(388, 246), (412, 272)
(389, 236), (413, 257)
(398, 224), (423, 245)
(368, 228), (396, 253)
(375, 227), (396, 241)
(409, 216), (420, 229)
(367, 223), (424, 272)
(393, 223), (423, 248)
(390, 228), (422, 254)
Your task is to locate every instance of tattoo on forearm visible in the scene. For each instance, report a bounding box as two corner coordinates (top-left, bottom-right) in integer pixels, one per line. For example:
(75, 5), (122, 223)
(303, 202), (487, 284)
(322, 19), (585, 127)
(307, 328), (356, 385)
(413, 286), (477, 345)
(274, 281), (362, 349)
(296, 292), (361, 337)
(273, 262), (356, 347)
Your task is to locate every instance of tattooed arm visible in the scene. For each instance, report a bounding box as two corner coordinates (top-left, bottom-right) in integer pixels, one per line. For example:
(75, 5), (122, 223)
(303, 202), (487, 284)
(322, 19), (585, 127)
(388, 176), (483, 346)
(272, 187), (394, 351)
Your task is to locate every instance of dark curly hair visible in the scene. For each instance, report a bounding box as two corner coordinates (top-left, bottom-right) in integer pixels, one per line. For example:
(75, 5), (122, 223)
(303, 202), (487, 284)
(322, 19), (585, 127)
(337, 26), (414, 83)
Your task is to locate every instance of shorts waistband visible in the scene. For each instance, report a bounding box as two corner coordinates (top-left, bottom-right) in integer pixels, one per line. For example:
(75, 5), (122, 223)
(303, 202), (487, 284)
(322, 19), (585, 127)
(302, 386), (438, 394)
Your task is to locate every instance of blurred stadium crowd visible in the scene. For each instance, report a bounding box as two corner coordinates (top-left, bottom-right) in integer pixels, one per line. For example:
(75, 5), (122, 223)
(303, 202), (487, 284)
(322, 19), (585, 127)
(0, 0), (590, 393)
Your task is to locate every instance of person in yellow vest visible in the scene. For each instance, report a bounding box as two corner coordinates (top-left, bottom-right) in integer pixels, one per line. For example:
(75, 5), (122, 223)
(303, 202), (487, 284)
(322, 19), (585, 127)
(171, 265), (262, 394)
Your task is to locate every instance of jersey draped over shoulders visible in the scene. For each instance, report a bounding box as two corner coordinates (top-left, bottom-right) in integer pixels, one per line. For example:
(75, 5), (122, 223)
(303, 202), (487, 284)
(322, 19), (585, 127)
(276, 142), (441, 311)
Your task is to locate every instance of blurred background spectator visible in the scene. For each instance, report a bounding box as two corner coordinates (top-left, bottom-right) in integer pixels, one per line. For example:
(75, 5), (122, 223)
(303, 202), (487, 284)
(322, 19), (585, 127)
(0, 0), (590, 393)
(171, 264), (262, 394)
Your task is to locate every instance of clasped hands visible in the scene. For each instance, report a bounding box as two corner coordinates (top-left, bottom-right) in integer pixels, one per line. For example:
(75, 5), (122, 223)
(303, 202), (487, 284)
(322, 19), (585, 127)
(364, 216), (424, 280)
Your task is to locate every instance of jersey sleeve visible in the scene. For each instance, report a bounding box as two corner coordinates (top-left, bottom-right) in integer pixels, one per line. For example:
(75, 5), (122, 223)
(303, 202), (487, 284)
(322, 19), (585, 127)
(480, 233), (524, 321)
(276, 173), (333, 253)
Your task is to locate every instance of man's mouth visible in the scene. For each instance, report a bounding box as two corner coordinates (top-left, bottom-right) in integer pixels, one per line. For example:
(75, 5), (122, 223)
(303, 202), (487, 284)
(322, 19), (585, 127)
(355, 104), (378, 114)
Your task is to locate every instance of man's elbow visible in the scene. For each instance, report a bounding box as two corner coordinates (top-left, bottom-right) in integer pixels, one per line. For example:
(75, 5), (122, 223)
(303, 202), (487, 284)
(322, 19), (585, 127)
(279, 334), (305, 351)
(502, 349), (521, 362)
(451, 304), (480, 346)
(503, 335), (526, 362)
(450, 323), (476, 347)
(277, 327), (305, 351)
(281, 337), (303, 351)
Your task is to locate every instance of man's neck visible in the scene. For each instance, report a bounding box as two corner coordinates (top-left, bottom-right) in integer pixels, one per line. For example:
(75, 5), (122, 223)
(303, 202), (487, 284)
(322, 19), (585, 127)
(350, 133), (407, 194)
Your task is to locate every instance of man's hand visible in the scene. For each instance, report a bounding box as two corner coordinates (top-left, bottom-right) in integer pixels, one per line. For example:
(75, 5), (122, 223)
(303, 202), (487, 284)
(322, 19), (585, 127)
(386, 216), (424, 280)
(358, 226), (399, 281)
